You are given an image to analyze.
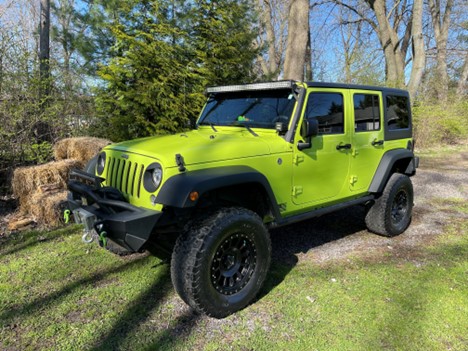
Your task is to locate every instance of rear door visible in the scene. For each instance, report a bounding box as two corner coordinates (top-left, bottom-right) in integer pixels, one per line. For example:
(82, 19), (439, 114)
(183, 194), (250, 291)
(348, 90), (385, 192)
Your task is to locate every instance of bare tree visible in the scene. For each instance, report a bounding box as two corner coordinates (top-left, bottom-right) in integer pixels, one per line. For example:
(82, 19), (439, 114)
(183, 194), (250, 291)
(407, 0), (425, 99)
(428, 0), (454, 101)
(457, 52), (468, 96)
(283, 0), (309, 80)
(39, 0), (50, 99)
(333, 0), (425, 99)
(256, 0), (290, 79)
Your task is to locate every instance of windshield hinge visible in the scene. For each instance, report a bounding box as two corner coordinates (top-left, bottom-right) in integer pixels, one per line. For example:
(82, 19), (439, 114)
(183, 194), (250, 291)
(175, 154), (186, 172)
(293, 154), (304, 165)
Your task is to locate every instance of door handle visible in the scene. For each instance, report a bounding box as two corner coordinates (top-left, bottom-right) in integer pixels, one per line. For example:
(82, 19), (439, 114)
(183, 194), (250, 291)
(371, 139), (384, 146)
(336, 143), (352, 150)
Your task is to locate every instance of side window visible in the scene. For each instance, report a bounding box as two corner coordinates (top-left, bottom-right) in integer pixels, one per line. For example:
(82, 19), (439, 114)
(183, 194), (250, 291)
(353, 94), (380, 132)
(305, 93), (344, 134)
(386, 95), (409, 130)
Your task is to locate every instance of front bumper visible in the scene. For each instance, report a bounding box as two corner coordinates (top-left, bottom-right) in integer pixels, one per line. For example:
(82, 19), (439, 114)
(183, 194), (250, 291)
(67, 169), (162, 252)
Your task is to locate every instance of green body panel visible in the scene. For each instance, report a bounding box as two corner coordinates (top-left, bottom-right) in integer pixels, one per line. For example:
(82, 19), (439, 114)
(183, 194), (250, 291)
(100, 128), (295, 214)
(97, 82), (414, 221)
(348, 89), (386, 192)
(292, 88), (352, 207)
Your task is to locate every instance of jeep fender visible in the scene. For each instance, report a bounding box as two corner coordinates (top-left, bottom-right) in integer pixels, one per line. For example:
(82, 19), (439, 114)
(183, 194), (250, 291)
(155, 166), (281, 218)
(368, 149), (417, 194)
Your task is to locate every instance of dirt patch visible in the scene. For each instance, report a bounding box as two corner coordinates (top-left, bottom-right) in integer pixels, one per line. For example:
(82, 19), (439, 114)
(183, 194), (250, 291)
(271, 148), (468, 266)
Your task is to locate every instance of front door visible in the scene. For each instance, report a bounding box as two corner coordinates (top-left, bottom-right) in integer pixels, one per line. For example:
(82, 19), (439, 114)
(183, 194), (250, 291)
(292, 89), (351, 206)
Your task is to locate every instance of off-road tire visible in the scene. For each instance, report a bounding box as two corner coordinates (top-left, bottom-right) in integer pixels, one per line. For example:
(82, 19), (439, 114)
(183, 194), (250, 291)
(365, 173), (413, 237)
(171, 207), (271, 318)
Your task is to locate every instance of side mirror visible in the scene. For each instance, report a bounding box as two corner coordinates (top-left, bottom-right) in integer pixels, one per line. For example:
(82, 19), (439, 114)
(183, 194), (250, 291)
(301, 118), (319, 138)
(297, 118), (319, 150)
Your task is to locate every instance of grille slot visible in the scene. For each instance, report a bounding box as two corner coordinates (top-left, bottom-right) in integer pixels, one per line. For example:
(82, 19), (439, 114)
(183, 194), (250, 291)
(105, 156), (144, 198)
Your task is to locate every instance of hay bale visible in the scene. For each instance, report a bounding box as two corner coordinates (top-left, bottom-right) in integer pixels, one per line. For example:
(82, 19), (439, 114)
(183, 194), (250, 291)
(12, 159), (81, 211)
(53, 137), (110, 163)
(29, 190), (68, 228)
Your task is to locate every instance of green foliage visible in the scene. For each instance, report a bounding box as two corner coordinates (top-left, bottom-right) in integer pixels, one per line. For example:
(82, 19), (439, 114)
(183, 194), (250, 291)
(92, 0), (259, 142)
(413, 96), (468, 147)
(26, 142), (54, 164)
(190, 0), (259, 85)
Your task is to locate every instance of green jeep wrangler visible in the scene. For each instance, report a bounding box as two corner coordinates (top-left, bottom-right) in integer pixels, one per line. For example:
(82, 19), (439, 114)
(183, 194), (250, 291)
(68, 81), (418, 318)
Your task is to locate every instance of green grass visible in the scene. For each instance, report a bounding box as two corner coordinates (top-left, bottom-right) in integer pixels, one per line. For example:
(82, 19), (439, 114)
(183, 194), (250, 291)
(2, 147), (468, 350)
(1, 218), (466, 351)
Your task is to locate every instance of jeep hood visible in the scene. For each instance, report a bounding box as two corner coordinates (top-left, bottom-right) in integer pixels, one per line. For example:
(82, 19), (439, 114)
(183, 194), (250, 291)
(106, 129), (275, 168)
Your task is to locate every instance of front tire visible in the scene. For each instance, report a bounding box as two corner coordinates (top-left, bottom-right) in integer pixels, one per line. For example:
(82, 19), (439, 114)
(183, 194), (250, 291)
(365, 173), (413, 237)
(171, 207), (271, 318)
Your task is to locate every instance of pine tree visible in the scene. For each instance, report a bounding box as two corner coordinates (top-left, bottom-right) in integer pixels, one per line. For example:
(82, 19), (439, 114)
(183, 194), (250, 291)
(92, 0), (259, 141)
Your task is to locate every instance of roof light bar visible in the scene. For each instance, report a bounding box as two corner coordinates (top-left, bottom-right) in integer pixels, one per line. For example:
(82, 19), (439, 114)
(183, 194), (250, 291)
(206, 81), (295, 94)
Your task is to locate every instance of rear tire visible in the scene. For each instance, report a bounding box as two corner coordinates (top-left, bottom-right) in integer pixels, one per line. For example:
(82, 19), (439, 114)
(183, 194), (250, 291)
(171, 207), (271, 318)
(365, 173), (413, 237)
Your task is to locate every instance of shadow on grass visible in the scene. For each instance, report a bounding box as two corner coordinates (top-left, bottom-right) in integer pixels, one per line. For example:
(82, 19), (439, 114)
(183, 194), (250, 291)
(270, 204), (368, 264)
(88, 263), (202, 351)
(258, 205), (368, 299)
(0, 254), (151, 324)
(141, 311), (202, 351)
(89, 264), (173, 351)
(0, 226), (78, 258)
(1, 205), (373, 350)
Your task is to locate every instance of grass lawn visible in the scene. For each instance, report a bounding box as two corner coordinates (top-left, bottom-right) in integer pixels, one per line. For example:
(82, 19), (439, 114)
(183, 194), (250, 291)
(1, 150), (467, 350)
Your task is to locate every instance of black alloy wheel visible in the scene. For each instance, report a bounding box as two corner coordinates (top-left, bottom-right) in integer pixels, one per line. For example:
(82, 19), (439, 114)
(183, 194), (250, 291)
(171, 207), (271, 318)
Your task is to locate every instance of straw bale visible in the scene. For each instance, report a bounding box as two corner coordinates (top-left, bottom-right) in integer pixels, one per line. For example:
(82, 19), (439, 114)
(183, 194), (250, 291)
(53, 137), (110, 163)
(7, 217), (35, 232)
(12, 159), (81, 210)
(29, 190), (68, 228)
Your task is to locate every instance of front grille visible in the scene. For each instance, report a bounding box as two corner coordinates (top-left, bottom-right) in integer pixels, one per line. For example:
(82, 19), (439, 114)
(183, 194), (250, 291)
(105, 156), (145, 198)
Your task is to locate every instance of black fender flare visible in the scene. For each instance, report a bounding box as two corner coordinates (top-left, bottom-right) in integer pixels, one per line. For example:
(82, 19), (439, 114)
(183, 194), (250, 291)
(368, 149), (417, 194)
(155, 166), (281, 219)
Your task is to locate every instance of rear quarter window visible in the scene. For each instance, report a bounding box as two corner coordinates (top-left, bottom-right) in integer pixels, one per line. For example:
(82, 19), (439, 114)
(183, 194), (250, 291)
(384, 92), (412, 141)
(386, 95), (409, 130)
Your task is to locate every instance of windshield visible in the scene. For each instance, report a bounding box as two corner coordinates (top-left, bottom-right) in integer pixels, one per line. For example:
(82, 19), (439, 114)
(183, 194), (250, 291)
(198, 89), (296, 129)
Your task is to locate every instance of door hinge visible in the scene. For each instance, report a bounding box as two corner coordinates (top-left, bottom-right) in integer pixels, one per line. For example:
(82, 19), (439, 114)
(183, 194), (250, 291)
(293, 154), (304, 165)
(349, 175), (358, 185)
(292, 186), (303, 196)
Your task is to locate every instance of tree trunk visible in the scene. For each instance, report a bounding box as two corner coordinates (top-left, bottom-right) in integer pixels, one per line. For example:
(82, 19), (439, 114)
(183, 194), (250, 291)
(283, 0), (309, 81)
(407, 0), (425, 101)
(263, 0), (279, 77)
(305, 29), (312, 81)
(428, 0), (453, 101)
(257, 0), (289, 80)
(457, 53), (468, 97)
(369, 0), (405, 87)
(39, 0), (50, 100)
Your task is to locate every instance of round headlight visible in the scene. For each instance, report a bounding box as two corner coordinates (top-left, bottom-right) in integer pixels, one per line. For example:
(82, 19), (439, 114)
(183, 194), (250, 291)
(143, 163), (163, 192)
(97, 152), (106, 175)
(152, 167), (162, 188)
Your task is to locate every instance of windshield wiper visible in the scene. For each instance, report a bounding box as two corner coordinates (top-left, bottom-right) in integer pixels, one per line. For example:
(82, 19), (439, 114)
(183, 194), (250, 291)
(233, 122), (258, 137)
(199, 121), (218, 132)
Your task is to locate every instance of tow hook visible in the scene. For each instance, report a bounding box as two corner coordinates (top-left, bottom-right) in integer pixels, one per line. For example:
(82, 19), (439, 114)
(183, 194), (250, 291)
(82, 230), (94, 244)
